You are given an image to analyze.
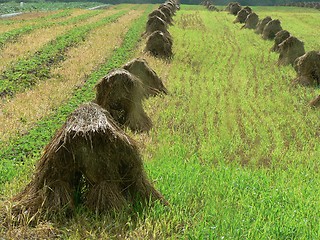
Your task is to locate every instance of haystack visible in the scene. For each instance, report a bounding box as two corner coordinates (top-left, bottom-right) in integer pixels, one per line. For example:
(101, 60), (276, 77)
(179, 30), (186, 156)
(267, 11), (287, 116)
(95, 69), (153, 132)
(242, 12), (259, 29)
(145, 16), (169, 37)
(148, 9), (167, 23)
(292, 51), (320, 86)
(161, 2), (176, 13)
(270, 30), (290, 52)
(243, 6), (252, 13)
(262, 19), (282, 40)
(12, 103), (166, 221)
(278, 36), (305, 66)
(255, 16), (272, 34)
(159, 6), (174, 25)
(229, 2), (241, 15)
(123, 58), (168, 97)
(309, 95), (320, 108)
(145, 30), (173, 59)
(208, 4), (219, 11)
(233, 9), (249, 24)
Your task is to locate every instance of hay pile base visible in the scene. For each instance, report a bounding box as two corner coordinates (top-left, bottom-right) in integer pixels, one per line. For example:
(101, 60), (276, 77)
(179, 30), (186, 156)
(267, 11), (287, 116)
(309, 95), (320, 108)
(94, 69), (153, 132)
(292, 51), (320, 86)
(262, 19), (282, 40)
(233, 9), (249, 24)
(242, 12), (259, 29)
(11, 103), (166, 222)
(255, 16), (272, 34)
(123, 58), (168, 97)
(145, 30), (173, 59)
(270, 30), (290, 52)
(278, 36), (305, 66)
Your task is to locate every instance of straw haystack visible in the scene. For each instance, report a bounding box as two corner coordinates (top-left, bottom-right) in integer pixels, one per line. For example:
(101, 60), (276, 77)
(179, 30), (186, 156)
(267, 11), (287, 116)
(309, 95), (320, 108)
(145, 16), (169, 37)
(233, 9), (249, 24)
(95, 69), (153, 132)
(145, 30), (173, 59)
(159, 6), (174, 25)
(229, 2), (241, 15)
(243, 6), (252, 13)
(123, 58), (168, 97)
(242, 12), (259, 29)
(11, 103), (166, 221)
(148, 9), (167, 23)
(255, 16), (272, 34)
(262, 19), (282, 40)
(270, 30), (290, 52)
(278, 36), (305, 66)
(292, 51), (320, 86)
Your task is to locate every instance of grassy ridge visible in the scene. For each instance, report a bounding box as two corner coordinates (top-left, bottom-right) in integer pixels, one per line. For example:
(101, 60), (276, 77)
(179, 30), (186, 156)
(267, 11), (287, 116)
(0, 5), (151, 187)
(0, 10), (127, 98)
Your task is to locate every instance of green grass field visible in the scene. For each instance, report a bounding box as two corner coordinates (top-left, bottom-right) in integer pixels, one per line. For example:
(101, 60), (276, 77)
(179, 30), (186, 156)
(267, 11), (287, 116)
(0, 4), (319, 239)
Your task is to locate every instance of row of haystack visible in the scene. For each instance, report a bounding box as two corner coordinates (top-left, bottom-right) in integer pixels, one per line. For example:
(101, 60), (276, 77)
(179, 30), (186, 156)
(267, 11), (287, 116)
(228, 2), (320, 107)
(7, 58), (170, 224)
(144, 0), (180, 59)
(282, 2), (320, 9)
(201, 0), (219, 12)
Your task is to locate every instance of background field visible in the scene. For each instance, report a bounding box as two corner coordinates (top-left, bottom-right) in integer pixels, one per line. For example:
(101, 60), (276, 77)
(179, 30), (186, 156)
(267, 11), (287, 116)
(0, 4), (319, 239)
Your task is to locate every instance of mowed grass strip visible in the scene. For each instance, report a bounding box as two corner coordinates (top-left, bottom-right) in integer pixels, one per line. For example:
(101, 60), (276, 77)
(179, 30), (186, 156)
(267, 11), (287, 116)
(0, 9), (145, 143)
(0, 5), (151, 187)
(0, 9), (129, 98)
(0, 8), (121, 74)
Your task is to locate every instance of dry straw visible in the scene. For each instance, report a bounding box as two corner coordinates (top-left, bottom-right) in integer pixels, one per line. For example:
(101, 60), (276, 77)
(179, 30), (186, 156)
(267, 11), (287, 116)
(270, 30), (290, 52)
(123, 58), (168, 97)
(9, 103), (167, 223)
(292, 51), (320, 86)
(94, 69), (153, 133)
(278, 36), (305, 66)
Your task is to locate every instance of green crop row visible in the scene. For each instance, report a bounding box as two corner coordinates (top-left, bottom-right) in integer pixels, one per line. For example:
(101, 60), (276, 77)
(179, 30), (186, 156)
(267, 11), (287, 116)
(0, 5), (150, 188)
(0, 10), (102, 48)
(0, 10), (128, 98)
(0, 25), (35, 48)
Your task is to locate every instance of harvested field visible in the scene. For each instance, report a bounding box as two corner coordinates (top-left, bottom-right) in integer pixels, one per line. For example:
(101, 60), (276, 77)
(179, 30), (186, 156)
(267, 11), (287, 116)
(0, 4), (320, 239)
